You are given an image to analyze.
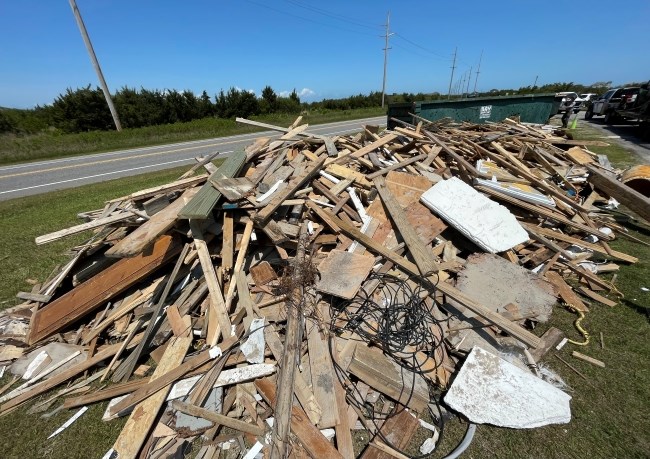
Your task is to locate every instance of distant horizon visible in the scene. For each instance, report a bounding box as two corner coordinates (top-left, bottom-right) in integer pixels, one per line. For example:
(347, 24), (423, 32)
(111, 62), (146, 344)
(3, 78), (647, 111)
(2, 0), (648, 109)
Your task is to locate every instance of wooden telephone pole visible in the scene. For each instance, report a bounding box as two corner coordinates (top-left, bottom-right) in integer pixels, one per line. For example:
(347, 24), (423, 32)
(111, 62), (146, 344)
(68, 0), (122, 131)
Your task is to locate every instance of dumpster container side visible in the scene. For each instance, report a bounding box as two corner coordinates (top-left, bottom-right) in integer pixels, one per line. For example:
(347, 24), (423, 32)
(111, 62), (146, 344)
(389, 94), (560, 126)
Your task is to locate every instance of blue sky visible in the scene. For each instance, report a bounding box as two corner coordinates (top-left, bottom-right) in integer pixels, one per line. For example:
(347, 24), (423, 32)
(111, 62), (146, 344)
(1, 0), (648, 108)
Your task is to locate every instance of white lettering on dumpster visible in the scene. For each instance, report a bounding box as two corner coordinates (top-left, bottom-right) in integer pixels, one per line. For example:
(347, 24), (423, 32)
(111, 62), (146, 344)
(480, 105), (492, 119)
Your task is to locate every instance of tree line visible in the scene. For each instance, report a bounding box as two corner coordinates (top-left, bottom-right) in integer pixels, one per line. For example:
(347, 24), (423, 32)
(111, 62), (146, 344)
(1, 80), (637, 136)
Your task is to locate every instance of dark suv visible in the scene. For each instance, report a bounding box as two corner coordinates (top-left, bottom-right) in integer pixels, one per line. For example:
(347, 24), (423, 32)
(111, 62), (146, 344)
(585, 87), (640, 123)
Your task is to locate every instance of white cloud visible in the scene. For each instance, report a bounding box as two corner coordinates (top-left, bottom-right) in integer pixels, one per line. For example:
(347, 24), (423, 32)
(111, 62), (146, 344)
(278, 88), (316, 99)
(234, 86), (256, 96)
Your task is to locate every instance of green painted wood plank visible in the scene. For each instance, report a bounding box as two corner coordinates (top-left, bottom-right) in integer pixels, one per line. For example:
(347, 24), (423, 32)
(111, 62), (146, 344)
(178, 149), (248, 219)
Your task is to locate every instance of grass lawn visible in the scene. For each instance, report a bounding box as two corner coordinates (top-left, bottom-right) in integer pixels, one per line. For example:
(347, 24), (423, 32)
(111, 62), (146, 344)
(0, 107), (385, 166)
(0, 120), (648, 458)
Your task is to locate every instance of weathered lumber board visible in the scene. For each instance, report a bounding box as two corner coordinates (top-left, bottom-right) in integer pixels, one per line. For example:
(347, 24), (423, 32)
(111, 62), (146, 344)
(374, 175), (439, 274)
(254, 158), (325, 224)
(348, 346), (430, 413)
(106, 187), (199, 258)
(171, 400), (266, 436)
(255, 377), (344, 459)
(306, 321), (340, 428)
(35, 212), (134, 245)
(113, 336), (192, 459)
(178, 149), (247, 219)
(587, 166), (650, 222)
(28, 235), (181, 345)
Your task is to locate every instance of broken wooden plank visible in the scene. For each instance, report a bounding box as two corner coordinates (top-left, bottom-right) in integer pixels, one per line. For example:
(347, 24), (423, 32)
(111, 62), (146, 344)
(36, 212), (134, 245)
(113, 336), (192, 459)
(374, 175), (439, 274)
(105, 187), (200, 258)
(28, 235), (180, 345)
(171, 399), (266, 436)
(254, 158), (325, 224)
(255, 377), (344, 459)
(178, 149), (247, 219)
(348, 346), (429, 413)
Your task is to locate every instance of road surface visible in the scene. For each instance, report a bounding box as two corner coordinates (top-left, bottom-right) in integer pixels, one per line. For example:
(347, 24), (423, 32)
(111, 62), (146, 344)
(0, 116), (386, 201)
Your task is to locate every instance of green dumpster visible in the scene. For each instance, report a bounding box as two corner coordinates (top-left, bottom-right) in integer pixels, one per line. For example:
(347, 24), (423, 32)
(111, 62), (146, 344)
(387, 93), (561, 128)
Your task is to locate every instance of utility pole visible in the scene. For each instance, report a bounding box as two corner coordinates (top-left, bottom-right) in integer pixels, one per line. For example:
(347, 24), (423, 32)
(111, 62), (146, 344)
(533, 75), (539, 89)
(381, 11), (394, 108)
(68, 0), (122, 131)
(447, 47), (457, 100)
(466, 66), (473, 96)
(473, 49), (483, 94)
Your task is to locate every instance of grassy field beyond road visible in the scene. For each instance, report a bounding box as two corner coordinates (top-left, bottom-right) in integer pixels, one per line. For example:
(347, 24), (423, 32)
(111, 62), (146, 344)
(0, 107), (385, 166)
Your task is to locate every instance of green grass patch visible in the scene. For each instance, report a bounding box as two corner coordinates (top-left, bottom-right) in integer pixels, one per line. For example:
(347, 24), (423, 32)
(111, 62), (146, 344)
(0, 107), (385, 166)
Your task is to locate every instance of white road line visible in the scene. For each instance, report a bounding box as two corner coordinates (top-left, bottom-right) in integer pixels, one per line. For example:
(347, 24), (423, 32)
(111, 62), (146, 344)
(0, 157), (210, 195)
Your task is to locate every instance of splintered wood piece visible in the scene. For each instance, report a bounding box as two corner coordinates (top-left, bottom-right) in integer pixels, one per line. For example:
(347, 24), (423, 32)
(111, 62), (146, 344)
(106, 187), (200, 258)
(348, 346), (430, 413)
(306, 321), (340, 429)
(264, 325), (322, 425)
(360, 409), (419, 459)
(572, 351), (605, 368)
(28, 235), (181, 345)
(545, 271), (589, 312)
(113, 336), (192, 459)
(178, 149), (247, 219)
(333, 378), (354, 459)
(171, 400), (265, 436)
(250, 261), (278, 286)
(328, 133), (398, 166)
(316, 250), (374, 299)
(576, 286), (617, 307)
(35, 212), (135, 245)
(254, 158), (325, 224)
(190, 220), (232, 342)
(222, 212), (234, 272)
(255, 378), (344, 459)
(587, 165), (650, 222)
(325, 163), (372, 189)
(374, 175), (439, 274)
(529, 327), (565, 363)
(209, 176), (254, 201)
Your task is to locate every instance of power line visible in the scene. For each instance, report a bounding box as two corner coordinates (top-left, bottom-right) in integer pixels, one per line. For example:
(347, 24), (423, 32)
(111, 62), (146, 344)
(392, 33), (450, 60)
(282, 0), (381, 30)
(244, 0), (377, 37)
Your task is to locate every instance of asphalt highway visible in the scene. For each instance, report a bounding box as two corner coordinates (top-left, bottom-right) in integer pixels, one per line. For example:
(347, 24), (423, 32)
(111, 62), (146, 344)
(0, 116), (386, 201)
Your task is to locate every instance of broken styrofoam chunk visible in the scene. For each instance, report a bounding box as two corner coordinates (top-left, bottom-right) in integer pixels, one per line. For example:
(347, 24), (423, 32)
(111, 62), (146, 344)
(420, 177), (529, 253)
(241, 318), (266, 364)
(444, 346), (571, 428)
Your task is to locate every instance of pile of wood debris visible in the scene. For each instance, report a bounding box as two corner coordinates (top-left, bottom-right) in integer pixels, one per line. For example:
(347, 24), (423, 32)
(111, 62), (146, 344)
(1, 115), (648, 459)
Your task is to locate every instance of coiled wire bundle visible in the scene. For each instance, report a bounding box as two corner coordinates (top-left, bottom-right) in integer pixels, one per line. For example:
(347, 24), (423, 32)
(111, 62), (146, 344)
(326, 271), (449, 457)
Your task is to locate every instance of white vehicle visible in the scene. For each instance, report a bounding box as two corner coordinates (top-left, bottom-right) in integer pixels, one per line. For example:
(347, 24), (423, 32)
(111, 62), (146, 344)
(574, 93), (597, 110)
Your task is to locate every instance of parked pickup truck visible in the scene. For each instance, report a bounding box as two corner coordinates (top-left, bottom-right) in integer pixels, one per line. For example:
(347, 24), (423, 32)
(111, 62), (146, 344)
(584, 87), (640, 123)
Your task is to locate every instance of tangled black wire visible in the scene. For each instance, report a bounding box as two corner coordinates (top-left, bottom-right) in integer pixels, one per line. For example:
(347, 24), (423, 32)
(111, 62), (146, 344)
(327, 271), (449, 458)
